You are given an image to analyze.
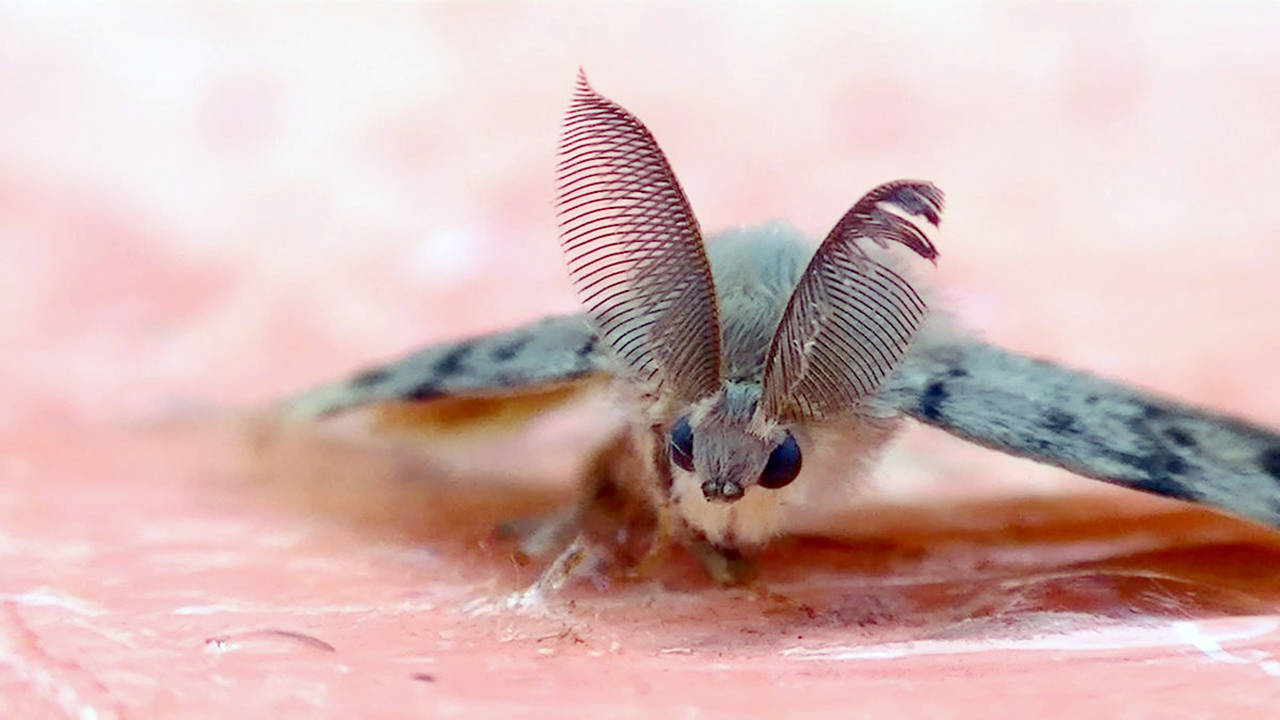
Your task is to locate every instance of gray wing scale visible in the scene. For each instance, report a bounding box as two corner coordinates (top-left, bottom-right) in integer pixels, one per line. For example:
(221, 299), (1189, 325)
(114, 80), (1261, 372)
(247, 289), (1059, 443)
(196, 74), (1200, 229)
(280, 315), (605, 420)
(885, 339), (1280, 528)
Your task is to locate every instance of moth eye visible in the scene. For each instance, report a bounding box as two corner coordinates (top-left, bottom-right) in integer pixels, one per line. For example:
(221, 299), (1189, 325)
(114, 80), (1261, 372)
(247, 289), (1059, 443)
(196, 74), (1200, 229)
(669, 416), (695, 472)
(758, 433), (802, 489)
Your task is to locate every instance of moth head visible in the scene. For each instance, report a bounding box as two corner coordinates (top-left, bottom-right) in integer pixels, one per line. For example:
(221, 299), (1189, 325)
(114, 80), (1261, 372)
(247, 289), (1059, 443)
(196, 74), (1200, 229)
(667, 382), (802, 502)
(556, 72), (943, 504)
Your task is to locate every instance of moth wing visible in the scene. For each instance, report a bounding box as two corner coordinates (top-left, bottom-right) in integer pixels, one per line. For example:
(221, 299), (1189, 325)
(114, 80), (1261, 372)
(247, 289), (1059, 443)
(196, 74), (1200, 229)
(279, 314), (609, 428)
(886, 338), (1280, 529)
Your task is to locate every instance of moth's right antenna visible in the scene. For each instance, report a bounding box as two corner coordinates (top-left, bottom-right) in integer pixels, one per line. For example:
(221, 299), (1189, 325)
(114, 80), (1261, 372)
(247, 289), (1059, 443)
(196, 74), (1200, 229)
(761, 181), (944, 421)
(556, 71), (722, 403)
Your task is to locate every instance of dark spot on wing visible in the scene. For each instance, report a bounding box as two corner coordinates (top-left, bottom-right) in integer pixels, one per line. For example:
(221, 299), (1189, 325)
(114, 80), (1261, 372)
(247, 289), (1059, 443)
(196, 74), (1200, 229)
(947, 366), (968, 379)
(1129, 448), (1191, 497)
(1164, 427), (1197, 448)
(432, 341), (475, 376)
(1085, 394), (1100, 405)
(494, 370), (525, 388)
(351, 367), (390, 387)
(1260, 447), (1280, 482)
(1130, 474), (1201, 502)
(1142, 404), (1167, 420)
(405, 382), (441, 401)
(1042, 409), (1079, 435)
(577, 335), (598, 358)
(919, 381), (948, 422)
(1031, 437), (1056, 452)
(490, 335), (530, 362)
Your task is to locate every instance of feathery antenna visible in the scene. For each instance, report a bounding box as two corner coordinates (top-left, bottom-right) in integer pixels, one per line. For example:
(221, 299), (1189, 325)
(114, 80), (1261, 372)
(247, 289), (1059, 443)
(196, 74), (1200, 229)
(556, 71), (723, 402)
(761, 181), (943, 421)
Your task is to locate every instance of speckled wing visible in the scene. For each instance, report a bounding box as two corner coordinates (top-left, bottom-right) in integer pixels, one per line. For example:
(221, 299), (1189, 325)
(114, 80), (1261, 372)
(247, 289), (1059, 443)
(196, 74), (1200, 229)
(279, 315), (606, 420)
(885, 339), (1280, 529)
(556, 72), (722, 403)
(761, 181), (943, 422)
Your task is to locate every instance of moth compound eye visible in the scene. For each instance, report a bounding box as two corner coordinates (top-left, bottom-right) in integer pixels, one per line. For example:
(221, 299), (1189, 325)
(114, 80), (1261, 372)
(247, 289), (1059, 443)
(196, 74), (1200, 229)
(669, 416), (695, 472)
(758, 433), (802, 489)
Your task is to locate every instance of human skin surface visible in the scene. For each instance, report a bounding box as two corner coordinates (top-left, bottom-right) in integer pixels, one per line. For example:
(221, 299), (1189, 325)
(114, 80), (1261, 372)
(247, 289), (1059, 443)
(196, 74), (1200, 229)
(3, 4), (1280, 718)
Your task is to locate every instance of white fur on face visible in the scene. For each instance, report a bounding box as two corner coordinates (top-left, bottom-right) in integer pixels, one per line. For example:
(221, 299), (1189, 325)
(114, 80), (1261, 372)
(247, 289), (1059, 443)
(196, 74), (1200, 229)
(670, 418), (900, 548)
(670, 464), (789, 546)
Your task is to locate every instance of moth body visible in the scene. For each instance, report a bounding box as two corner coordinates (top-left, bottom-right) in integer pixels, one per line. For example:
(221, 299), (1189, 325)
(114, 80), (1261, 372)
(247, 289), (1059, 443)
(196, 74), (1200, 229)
(280, 72), (1280, 589)
(554, 73), (943, 571)
(605, 226), (903, 548)
(705, 224), (809, 382)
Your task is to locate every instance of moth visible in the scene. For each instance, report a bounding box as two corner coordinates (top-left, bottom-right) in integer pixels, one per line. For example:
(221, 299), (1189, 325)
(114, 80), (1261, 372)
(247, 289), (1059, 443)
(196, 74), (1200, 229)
(283, 72), (1280, 587)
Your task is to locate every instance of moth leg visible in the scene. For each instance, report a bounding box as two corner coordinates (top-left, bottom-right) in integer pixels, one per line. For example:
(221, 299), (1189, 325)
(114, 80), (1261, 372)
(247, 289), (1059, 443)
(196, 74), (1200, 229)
(522, 533), (596, 596)
(684, 536), (813, 617)
(604, 424), (672, 579)
(497, 428), (662, 592)
(495, 506), (582, 562)
(625, 502), (677, 580)
(570, 428), (662, 569)
(687, 538), (759, 587)
(486, 431), (650, 609)
(491, 533), (604, 615)
(497, 427), (655, 565)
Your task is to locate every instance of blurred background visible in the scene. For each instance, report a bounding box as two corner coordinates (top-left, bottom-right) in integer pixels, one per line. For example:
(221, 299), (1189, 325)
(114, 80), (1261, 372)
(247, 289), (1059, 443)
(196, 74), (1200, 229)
(3, 2), (1278, 485)
(4, 5), (1280, 716)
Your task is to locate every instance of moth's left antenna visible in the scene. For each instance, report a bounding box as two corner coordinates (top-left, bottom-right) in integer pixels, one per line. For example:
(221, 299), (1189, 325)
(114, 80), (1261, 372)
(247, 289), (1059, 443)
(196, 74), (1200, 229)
(556, 71), (723, 402)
